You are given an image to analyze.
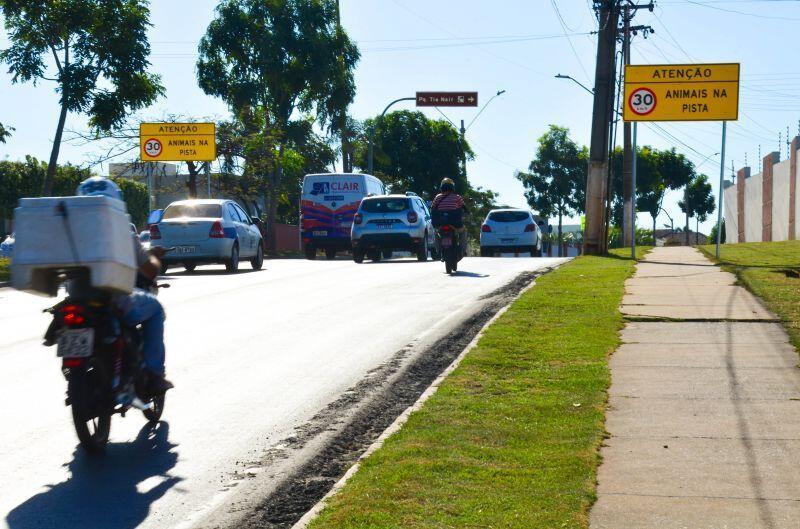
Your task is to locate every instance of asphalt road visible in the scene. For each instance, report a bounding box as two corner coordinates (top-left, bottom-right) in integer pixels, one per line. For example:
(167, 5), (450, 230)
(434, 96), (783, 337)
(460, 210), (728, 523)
(0, 255), (564, 529)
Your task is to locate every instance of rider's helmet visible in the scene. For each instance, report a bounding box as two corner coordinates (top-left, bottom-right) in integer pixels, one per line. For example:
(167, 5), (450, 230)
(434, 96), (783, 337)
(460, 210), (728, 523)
(440, 177), (456, 193)
(76, 176), (123, 202)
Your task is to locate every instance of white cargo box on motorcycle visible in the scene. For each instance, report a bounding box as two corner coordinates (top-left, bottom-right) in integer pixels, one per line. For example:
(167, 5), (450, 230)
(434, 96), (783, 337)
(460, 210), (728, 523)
(11, 196), (136, 296)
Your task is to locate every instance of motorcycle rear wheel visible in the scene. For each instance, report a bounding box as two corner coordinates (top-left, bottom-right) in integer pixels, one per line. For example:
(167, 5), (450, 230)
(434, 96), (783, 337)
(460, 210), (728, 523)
(69, 373), (111, 453)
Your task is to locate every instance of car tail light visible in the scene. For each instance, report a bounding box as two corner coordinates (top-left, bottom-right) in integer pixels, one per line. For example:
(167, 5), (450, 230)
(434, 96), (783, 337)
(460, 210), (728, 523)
(407, 211), (418, 223)
(354, 213), (363, 225)
(481, 224), (492, 232)
(60, 304), (85, 326)
(209, 220), (225, 238)
(524, 224), (536, 232)
(150, 224), (162, 240)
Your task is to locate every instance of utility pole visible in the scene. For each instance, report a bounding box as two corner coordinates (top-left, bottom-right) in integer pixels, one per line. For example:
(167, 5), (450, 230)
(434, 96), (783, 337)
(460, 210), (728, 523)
(584, 0), (620, 255)
(621, 1), (654, 248)
(460, 119), (467, 182)
(336, 0), (351, 172)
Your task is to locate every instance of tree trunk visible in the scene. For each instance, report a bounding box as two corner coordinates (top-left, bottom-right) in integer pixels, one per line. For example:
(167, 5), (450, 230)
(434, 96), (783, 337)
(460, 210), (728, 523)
(557, 211), (563, 258)
(685, 211), (690, 246)
(696, 218), (699, 245)
(652, 216), (657, 246)
(265, 143), (285, 255)
(44, 100), (69, 196)
(186, 161), (199, 198)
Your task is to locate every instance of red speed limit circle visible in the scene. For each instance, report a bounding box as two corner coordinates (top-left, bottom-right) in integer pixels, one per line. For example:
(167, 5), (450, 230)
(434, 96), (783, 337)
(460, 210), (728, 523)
(628, 87), (657, 116)
(144, 138), (163, 158)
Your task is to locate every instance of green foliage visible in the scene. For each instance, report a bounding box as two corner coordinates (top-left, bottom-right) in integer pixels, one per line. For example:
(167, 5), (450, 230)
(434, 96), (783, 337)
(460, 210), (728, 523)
(354, 110), (474, 197)
(679, 173), (715, 222)
(608, 226), (654, 248)
(112, 177), (148, 227)
(0, 157), (146, 226)
(0, 0), (163, 192)
(610, 146), (695, 232)
(0, 122), (12, 143)
(709, 218), (726, 244)
(197, 0), (358, 250)
(198, 0), (358, 129)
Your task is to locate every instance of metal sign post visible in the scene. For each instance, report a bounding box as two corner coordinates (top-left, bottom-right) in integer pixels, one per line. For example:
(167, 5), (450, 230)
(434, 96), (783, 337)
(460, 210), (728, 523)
(715, 121), (727, 259)
(205, 161), (212, 199)
(631, 122), (638, 259)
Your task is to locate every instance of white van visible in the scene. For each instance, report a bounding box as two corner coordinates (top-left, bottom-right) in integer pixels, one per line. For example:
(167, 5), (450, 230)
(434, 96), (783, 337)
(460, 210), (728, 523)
(300, 173), (385, 259)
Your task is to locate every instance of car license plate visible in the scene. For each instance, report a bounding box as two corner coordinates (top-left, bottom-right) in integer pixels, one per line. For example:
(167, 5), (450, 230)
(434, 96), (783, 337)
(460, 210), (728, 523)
(177, 246), (197, 254)
(501, 238), (517, 243)
(56, 328), (95, 358)
(313, 230), (328, 237)
(376, 223), (393, 230)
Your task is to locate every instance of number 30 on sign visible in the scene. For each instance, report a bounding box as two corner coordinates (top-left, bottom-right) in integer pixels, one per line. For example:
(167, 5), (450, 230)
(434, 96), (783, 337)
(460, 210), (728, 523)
(144, 138), (163, 158)
(629, 88), (656, 116)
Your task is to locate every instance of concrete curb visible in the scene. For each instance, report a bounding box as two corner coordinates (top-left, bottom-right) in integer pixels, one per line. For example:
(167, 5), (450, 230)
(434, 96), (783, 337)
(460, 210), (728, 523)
(0, 281), (9, 289)
(290, 264), (562, 529)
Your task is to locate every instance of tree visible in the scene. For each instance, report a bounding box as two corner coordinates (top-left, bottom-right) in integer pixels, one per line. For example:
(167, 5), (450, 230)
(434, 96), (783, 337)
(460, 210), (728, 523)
(0, 0), (164, 195)
(516, 125), (586, 257)
(611, 146), (695, 237)
(0, 122), (12, 143)
(353, 110), (474, 197)
(679, 173), (715, 245)
(197, 0), (359, 253)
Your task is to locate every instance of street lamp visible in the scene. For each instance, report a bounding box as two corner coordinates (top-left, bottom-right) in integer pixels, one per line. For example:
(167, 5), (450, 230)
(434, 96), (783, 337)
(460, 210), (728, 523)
(465, 89), (506, 131)
(555, 74), (594, 95)
(367, 96), (416, 174)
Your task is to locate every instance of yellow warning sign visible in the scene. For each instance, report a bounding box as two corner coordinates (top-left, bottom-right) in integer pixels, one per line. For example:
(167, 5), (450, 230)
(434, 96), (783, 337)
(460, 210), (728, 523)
(140, 122), (216, 162)
(623, 63), (739, 122)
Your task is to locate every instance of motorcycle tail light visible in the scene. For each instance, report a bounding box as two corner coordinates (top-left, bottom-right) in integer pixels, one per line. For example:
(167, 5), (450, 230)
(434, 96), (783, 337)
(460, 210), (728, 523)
(441, 225), (452, 232)
(60, 305), (85, 326)
(62, 358), (84, 368)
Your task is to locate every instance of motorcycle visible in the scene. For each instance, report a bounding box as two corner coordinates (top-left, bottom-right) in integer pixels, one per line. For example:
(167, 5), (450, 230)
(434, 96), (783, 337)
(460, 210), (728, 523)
(43, 272), (168, 453)
(437, 224), (461, 274)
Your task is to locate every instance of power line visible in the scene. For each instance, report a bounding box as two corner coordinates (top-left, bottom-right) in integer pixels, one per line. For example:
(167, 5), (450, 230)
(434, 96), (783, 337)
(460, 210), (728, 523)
(551, 0), (592, 82)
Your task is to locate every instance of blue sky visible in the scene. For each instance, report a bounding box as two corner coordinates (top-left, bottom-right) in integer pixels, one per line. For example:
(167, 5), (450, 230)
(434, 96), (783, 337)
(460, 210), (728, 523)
(2, 0), (800, 233)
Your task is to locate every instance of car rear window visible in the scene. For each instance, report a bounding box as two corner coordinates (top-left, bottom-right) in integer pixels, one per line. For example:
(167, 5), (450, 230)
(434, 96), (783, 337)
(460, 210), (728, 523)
(360, 198), (409, 213)
(488, 211), (530, 222)
(162, 204), (222, 219)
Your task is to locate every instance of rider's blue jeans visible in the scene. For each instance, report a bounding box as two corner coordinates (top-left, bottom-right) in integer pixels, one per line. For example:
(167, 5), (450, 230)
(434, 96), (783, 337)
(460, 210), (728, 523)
(120, 289), (166, 374)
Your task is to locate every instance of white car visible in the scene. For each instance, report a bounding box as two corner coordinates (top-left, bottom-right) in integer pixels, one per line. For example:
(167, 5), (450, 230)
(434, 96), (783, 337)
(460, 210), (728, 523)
(150, 199), (264, 273)
(479, 209), (543, 257)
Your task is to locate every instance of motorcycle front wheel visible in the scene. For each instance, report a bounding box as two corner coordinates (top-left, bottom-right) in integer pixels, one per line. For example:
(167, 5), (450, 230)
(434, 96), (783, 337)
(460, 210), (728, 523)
(69, 371), (111, 453)
(143, 393), (166, 423)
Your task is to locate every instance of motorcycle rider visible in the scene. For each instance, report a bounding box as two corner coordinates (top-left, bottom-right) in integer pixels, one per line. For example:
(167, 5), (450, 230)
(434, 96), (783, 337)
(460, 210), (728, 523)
(76, 176), (173, 394)
(431, 177), (468, 254)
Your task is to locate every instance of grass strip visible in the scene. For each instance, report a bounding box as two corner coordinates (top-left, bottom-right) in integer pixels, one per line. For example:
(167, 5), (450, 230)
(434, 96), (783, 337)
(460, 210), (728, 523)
(0, 258), (8, 282)
(700, 241), (800, 348)
(310, 250), (641, 529)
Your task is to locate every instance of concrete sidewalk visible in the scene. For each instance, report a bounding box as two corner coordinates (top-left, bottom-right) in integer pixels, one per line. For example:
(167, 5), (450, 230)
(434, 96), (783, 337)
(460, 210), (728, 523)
(591, 247), (800, 529)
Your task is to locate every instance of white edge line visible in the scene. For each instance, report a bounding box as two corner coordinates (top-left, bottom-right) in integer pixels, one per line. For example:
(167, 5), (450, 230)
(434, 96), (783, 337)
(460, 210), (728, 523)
(290, 265), (560, 529)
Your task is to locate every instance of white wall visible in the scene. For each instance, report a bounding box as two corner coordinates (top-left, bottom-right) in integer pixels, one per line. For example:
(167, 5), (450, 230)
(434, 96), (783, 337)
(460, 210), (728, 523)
(772, 160), (791, 241)
(744, 172), (763, 242)
(723, 183), (738, 243)
(796, 158), (800, 239)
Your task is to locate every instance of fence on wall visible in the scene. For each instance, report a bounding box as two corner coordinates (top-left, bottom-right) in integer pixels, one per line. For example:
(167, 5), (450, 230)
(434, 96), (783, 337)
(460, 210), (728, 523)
(723, 136), (800, 243)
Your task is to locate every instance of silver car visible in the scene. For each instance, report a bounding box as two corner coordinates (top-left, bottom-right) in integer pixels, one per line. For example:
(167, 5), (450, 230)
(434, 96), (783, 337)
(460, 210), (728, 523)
(351, 193), (437, 263)
(150, 199), (264, 273)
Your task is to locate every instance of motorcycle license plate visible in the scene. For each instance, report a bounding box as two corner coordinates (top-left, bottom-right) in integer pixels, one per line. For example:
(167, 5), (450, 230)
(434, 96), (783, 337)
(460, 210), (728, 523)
(313, 230), (328, 237)
(56, 328), (95, 358)
(442, 236), (453, 248)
